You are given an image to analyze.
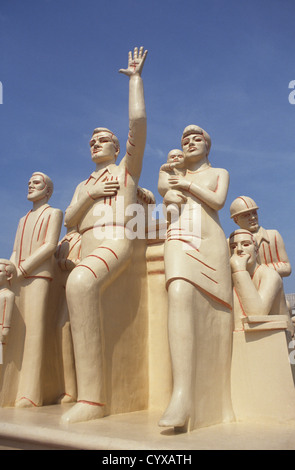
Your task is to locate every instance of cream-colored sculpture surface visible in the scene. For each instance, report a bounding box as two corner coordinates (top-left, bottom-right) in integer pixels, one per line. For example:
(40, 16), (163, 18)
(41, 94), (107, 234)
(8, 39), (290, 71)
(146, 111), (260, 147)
(229, 229), (295, 421)
(1, 49), (295, 449)
(229, 229), (289, 321)
(61, 47), (148, 424)
(0, 172), (63, 408)
(158, 124), (234, 431)
(54, 228), (81, 404)
(158, 149), (187, 208)
(0, 260), (16, 364)
(230, 196), (291, 277)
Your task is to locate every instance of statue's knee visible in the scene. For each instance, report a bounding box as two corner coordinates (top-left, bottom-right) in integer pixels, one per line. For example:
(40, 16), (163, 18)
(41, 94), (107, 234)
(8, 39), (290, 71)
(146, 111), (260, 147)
(66, 265), (96, 297)
(168, 279), (193, 303)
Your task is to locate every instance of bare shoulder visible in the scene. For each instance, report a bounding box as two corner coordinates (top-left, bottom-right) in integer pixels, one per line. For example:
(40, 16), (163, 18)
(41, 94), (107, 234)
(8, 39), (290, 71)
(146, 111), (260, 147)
(211, 167), (229, 178)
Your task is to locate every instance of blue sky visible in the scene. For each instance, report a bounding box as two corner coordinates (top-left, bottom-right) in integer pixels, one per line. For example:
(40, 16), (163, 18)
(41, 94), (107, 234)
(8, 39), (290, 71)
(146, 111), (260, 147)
(0, 0), (295, 292)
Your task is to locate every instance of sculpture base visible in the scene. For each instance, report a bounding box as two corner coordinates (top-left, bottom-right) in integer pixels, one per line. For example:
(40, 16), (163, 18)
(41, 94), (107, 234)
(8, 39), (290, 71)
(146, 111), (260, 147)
(0, 404), (295, 450)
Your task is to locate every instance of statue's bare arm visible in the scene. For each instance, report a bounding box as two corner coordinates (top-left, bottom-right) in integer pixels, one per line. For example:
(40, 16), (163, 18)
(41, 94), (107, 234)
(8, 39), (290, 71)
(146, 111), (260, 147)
(119, 46), (148, 179)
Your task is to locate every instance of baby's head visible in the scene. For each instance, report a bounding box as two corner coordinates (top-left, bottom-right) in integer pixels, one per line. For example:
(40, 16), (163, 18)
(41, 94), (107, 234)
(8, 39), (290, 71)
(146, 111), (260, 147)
(167, 149), (185, 167)
(0, 259), (16, 287)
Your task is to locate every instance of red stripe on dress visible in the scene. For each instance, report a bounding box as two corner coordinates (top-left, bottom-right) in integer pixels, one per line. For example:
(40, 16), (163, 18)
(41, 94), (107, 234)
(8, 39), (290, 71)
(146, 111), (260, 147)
(186, 252), (216, 271)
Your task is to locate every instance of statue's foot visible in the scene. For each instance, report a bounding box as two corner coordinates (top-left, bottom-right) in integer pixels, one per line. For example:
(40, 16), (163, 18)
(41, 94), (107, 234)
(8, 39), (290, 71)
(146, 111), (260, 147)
(15, 397), (39, 408)
(158, 410), (190, 429)
(57, 393), (76, 404)
(158, 398), (191, 430)
(60, 401), (105, 424)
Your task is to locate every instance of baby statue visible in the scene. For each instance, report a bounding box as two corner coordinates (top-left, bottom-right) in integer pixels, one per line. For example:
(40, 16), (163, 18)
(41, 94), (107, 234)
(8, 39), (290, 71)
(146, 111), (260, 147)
(158, 149), (188, 208)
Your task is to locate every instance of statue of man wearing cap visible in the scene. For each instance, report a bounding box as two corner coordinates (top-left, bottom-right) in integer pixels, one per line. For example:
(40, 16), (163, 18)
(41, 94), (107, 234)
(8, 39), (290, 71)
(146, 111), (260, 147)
(230, 196), (291, 278)
(61, 47), (148, 424)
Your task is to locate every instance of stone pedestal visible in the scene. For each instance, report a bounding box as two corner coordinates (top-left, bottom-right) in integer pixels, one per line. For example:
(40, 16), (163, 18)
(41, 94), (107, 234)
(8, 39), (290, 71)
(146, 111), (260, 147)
(1, 405), (295, 450)
(231, 315), (295, 422)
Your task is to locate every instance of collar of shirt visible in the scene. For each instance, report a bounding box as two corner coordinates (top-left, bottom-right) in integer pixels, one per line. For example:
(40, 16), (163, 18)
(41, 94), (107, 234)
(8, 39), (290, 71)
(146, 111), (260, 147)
(89, 166), (112, 184)
(255, 226), (270, 245)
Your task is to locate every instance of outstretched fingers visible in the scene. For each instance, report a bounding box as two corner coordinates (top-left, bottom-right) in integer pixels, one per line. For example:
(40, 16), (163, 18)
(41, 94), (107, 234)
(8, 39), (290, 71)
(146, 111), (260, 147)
(119, 46), (148, 76)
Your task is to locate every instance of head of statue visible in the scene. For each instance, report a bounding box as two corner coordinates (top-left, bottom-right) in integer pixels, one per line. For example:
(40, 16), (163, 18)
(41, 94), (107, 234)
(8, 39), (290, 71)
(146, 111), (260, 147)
(229, 229), (259, 267)
(0, 259), (17, 286)
(230, 196), (259, 233)
(167, 149), (185, 167)
(90, 128), (120, 164)
(27, 172), (53, 203)
(181, 125), (211, 162)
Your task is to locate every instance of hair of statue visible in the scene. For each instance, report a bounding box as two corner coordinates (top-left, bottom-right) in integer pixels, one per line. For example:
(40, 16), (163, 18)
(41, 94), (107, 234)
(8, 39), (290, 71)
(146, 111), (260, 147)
(31, 172), (54, 199)
(229, 229), (259, 254)
(181, 125), (211, 154)
(92, 127), (120, 154)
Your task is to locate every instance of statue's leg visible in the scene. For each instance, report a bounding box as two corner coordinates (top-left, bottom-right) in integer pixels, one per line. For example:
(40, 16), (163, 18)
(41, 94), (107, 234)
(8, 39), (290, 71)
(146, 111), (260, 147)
(57, 295), (77, 404)
(159, 279), (195, 428)
(15, 278), (50, 408)
(159, 280), (234, 430)
(61, 239), (132, 424)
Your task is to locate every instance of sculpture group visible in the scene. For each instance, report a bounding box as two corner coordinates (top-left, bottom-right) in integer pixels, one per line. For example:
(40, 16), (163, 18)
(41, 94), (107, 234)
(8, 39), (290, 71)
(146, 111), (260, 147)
(0, 47), (294, 433)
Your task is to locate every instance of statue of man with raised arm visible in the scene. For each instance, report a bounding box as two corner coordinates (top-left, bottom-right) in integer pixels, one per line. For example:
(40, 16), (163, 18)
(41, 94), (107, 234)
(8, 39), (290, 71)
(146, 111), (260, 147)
(62, 47), (148, 424)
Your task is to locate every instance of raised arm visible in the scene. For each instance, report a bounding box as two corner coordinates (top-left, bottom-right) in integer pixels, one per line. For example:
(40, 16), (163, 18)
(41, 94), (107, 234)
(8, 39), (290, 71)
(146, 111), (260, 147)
(119, 46), (147, 178)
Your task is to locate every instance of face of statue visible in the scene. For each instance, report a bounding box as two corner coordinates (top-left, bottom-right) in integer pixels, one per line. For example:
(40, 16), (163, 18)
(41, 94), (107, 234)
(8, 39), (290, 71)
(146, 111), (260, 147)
(27, 174), (49, 202)
(167, 151), (185, 167)
(234, 210), (259, 232)
(89, 132), (117, 163)
(0, 265), (6, 286)
(181, 133), (208, 162)
(229, 232), (257, 266)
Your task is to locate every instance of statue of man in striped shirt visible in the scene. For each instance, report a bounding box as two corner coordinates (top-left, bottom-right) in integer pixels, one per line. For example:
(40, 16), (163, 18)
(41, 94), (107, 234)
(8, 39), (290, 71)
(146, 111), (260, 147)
(230, 196), (291, 278)
(10, 172), (63, 408)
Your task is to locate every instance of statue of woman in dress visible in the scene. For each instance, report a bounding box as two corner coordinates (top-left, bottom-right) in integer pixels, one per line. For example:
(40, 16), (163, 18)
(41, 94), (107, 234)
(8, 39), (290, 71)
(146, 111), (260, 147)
(158, 124), (234, 431)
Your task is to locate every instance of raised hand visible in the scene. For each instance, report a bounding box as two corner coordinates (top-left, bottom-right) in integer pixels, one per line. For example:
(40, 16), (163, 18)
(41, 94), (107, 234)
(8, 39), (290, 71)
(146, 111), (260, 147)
(119, 46), (148, 77)
(230, 252), (250, 273)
